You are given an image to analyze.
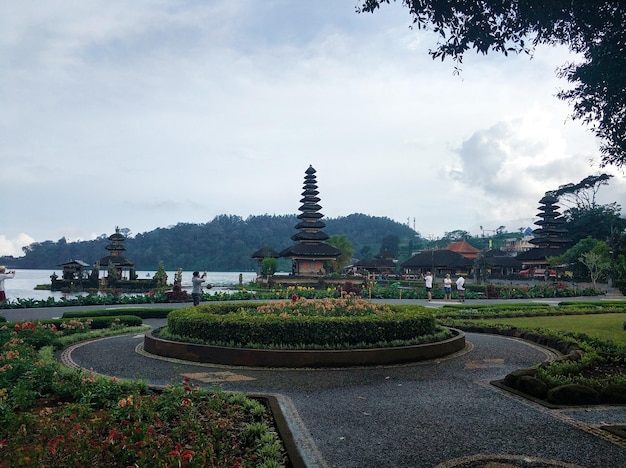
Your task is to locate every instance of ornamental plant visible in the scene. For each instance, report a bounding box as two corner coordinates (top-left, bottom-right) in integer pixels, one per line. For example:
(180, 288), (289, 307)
(0, 322), (288, 466)
(254, 296), (393, 317)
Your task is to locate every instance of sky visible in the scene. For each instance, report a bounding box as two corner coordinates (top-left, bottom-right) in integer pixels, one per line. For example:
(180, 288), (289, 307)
(1, 0), (625, 257)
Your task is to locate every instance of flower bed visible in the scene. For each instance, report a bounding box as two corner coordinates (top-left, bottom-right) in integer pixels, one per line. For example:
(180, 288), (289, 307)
(0, 321), (290, 466)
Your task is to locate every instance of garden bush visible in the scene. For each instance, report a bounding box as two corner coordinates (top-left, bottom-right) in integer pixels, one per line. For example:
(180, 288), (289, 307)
(166, 297), (440, 349)
(62, 307), (175, 320)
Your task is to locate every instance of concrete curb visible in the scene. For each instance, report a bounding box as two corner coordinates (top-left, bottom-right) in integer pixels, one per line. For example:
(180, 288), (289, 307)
(143, 327), (466, 367)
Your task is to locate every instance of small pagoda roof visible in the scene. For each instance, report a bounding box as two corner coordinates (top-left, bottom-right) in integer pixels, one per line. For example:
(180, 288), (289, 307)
(251, 246), (280, 259)
(354, 258), (396, 270)
(58, 259), (90, 268)
(291, 231), (330, 242)
(294, 220), (326, 230)
(538, 193), (559, 204)
(479, 249), (522, 267)
(402, 250), (473, 269)
(105, 244), (127, 252)
(279, 243), (341, 258)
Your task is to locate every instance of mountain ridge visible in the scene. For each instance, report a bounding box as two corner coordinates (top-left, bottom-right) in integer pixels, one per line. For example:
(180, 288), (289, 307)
(2, 213), (422, 271)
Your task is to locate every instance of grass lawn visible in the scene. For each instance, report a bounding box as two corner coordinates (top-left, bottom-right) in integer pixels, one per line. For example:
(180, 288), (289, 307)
(472, 313), (626, 347)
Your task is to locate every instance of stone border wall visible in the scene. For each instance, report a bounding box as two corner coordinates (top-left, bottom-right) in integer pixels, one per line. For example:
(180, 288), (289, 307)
(143, 328), (466, 368)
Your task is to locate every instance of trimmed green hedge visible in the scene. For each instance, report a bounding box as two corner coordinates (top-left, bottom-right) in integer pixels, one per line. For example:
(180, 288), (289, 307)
(167, 304), (437, 347)
(62, 308), (174, 320)
(434, 302), (626, 320)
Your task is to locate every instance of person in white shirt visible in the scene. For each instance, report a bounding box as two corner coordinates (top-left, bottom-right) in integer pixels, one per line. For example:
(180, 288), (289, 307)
(0, 266), (16, 305)
(456, 276), (465, 302)
(423, 271), (433, 302)
(191, 271), (207, 306)
(443, 274), (452, 300)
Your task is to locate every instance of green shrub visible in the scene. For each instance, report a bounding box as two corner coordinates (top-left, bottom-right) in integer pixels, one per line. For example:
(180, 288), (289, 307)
(62, 308), (174, 319)
(166, 299), (437, 348)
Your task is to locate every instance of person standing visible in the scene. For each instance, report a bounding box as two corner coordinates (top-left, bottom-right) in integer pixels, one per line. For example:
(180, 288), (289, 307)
(443, 274), (452, 300)
(456, 275), (465, 302)
(423, 271), (433, 302)
(0, 266), (16, 306)
(191, 271), (207, 306)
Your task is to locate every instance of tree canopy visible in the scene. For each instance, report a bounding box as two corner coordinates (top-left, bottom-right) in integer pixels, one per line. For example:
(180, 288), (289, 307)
(358, 1), (626, 167)
(552, 173), (613, 210)
(2, 214), (420, 271)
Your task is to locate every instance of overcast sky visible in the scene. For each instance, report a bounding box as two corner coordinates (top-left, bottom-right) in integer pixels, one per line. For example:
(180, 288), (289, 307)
(1, 0), (625, 257)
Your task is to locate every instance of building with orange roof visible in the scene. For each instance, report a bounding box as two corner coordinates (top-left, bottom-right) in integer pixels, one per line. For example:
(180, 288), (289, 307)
(445, 240), (481, 259)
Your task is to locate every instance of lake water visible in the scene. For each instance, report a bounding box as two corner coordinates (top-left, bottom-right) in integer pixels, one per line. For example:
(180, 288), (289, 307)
(2, 269), (258, 301)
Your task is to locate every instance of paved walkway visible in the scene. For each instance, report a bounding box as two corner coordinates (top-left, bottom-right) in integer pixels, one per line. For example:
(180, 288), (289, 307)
(6, 300), (626, 467)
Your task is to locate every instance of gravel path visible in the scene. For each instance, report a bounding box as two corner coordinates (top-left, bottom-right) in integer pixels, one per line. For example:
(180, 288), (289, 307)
(58, 320), (626, 468)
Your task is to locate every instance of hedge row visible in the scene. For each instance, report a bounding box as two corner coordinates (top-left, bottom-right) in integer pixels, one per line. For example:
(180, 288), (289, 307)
(434, 302), (626, 320)
(62, 308), (175, 320)
(167, 304), (437, 347)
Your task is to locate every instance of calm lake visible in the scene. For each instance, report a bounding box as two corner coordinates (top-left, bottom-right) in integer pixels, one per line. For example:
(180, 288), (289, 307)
(3, 269), (257, 301)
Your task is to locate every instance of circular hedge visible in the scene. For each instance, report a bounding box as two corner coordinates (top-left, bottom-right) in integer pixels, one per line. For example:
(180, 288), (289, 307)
(165, 299), (440, 349)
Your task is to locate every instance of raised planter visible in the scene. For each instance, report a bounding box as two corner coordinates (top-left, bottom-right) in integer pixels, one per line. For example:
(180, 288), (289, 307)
(143, 328), (466, 368)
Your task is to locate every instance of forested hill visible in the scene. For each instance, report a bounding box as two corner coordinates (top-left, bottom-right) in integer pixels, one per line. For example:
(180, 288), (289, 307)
(3, 214), (422, 271)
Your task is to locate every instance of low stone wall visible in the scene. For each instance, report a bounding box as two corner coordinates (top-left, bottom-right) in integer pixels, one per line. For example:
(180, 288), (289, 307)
(143, 328), (466, 368)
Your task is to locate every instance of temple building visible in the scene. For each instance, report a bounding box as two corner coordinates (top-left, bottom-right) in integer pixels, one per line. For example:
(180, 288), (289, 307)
(279, 165), (341, 275)
(99, 227), (136, 280)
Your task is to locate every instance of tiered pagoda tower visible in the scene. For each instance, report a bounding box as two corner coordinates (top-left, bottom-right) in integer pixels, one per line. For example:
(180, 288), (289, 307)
(280, 165), (341, 275)
(517, 193), (571, 267)
(530, 193), (571, 251)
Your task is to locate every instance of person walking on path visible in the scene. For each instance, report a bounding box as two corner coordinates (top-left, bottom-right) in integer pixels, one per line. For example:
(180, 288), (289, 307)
(191, 271), (207, 306)
(456, 275), (465, 302)
(0, 266), (15, 306)
(443, 274), (452, 300)
(423, 271), (433, 302)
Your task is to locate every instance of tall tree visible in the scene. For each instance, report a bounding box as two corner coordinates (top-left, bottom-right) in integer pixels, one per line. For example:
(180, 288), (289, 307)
(550, 173), (625, 244)
(358, 1), (626, 167)
(552, 173), (613, 210)
(444, 230), (470, 241)
(579, 243), (612, 288)
(563, 204), (625, 245)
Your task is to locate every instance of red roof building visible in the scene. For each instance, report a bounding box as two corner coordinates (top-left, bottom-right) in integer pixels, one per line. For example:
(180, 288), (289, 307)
(445, 241), (481, 259)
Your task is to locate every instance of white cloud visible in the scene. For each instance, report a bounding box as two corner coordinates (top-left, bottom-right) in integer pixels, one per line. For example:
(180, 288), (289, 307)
(0, 234), (35, 258)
